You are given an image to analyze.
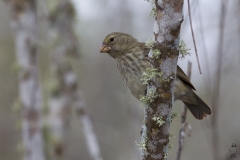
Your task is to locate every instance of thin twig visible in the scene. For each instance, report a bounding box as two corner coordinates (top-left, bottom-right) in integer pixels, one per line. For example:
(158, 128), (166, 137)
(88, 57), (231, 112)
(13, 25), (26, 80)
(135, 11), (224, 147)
(210, 0), (229, 160)
(181, 0), (198, 34)
(187, 0), (202, 74)
(176, 61), (192, 160)
(238, 0), (240, 64)
(74, 92), (103, 160)
(197, 4), (212, 96)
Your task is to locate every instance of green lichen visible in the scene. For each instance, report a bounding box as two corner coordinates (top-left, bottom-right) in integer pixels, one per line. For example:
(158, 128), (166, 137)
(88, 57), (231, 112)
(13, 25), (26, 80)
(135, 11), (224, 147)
(168, 143), (173, 150)
(166, 112), (179, 124)
(164, 144), (172, 159)
(140, 86), (159, 104)
(139, 124), (148, 152)
(163, 142), (172, 159)
(145, 38), (155, 48)
(140, 67), (170, 104)
(179, 40), (190, 58)
(140, 95), (150, 104)
(163, 144), (169, 159)
(151, 49), (161, 59)
(171, 112), (179, 120)
(144, 0), (157, 17)
(163, 134), (175, 159)
(169, 133), (176, 140)
(136, 138), (148, 151)
(163, 133), (176, 159)
(141, 68), (162, 85)
(141, 68), (170, 86)
(152, 116), (165, 127)
(149, 5), (157, 17)
(145, 38), (161, 59)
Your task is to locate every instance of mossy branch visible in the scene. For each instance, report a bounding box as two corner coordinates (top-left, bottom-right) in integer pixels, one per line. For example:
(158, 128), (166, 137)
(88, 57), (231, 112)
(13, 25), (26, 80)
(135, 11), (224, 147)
(144, 0), (157, 17)
(179, 40), (190, 59)
(140, 0), (184, 159)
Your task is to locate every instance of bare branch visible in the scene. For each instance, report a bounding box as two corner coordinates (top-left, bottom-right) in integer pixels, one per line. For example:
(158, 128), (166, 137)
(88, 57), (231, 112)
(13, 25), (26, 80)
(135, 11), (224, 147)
(7, 0), (45, 160)
(238, 0), (240, 64)
(176, 61), (192, 160)
(197, 4), (212, 96)
(74, 92), (103, 160)
(187, 0), (202, 74)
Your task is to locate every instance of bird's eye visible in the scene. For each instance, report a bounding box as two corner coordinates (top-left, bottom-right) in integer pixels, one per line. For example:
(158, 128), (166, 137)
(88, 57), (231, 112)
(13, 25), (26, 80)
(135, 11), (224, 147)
(110, 38), (114, 42)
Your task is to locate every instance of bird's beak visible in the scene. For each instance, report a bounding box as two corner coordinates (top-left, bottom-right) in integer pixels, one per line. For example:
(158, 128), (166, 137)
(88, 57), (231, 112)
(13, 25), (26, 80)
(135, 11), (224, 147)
(100, 44), (111, 53)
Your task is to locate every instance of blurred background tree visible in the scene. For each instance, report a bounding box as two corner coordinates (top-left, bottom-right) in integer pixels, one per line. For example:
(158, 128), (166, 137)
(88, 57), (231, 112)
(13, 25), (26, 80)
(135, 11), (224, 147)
(0, 0), (240, 160)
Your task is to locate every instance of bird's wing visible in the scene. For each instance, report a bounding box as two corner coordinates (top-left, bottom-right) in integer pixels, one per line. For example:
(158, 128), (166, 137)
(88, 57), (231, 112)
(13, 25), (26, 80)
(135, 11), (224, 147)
(176, 65), (196, 90)
(141, 42), (196, 90)
(141, 44), (151, 57)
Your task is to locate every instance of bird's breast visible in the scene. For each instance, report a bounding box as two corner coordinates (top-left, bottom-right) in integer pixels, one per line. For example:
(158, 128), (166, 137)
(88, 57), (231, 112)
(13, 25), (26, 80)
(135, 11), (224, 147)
(115, 54), (148, 100)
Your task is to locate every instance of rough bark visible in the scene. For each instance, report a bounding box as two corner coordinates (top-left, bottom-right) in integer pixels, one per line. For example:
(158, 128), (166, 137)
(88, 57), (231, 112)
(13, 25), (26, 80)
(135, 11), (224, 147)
(46, 1), (103, 160)
(141, 1), (184, 160)
(7, 1), (45, 160)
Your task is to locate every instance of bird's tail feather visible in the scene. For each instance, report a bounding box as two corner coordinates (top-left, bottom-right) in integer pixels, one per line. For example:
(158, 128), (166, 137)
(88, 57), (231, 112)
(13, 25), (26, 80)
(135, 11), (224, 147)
(183, 92), (212, 120)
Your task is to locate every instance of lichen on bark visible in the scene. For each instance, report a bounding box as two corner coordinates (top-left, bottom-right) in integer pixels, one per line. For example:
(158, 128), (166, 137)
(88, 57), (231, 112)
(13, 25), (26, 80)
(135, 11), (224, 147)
(140, 0), (184, 160)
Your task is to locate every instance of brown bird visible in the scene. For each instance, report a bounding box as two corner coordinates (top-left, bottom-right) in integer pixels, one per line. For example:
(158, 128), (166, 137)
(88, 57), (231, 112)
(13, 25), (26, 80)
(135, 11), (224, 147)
(100, 32), (212, 120)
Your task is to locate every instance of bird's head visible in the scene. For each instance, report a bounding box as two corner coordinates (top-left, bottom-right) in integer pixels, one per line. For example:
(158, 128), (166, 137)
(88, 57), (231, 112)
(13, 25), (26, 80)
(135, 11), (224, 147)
(100, 32), (139, 59)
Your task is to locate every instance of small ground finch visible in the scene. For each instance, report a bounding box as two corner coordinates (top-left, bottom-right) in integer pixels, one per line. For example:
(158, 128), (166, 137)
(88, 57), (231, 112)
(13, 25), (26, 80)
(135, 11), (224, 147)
(100, 32), (212, 120)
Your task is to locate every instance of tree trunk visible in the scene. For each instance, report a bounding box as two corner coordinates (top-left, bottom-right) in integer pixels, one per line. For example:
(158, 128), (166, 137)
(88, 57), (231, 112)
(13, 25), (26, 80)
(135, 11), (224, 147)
(8, 1), (45, 160)
(45, 1), (103, 160)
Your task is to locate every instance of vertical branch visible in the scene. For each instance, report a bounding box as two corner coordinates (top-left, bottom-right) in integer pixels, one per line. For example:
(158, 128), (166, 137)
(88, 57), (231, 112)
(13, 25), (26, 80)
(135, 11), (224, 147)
(46, 50), (73, 159)
(74, 92), (103, 160)
(140, 0), (184, 160)
(210, 0), (228, 160)
(238, 0), (240, 64)
(176, 61), (192, 160)
(7, 1), (45, 160)
(45, 1), (103, 160)
(187, 0), (202, 74)
(45, 1), (77, 158)
(197, 3), (212, 97)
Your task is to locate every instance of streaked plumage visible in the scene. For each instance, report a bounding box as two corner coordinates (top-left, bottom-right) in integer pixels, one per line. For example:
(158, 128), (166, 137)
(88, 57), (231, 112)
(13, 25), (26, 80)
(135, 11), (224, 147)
(100, 32), (212, 119)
